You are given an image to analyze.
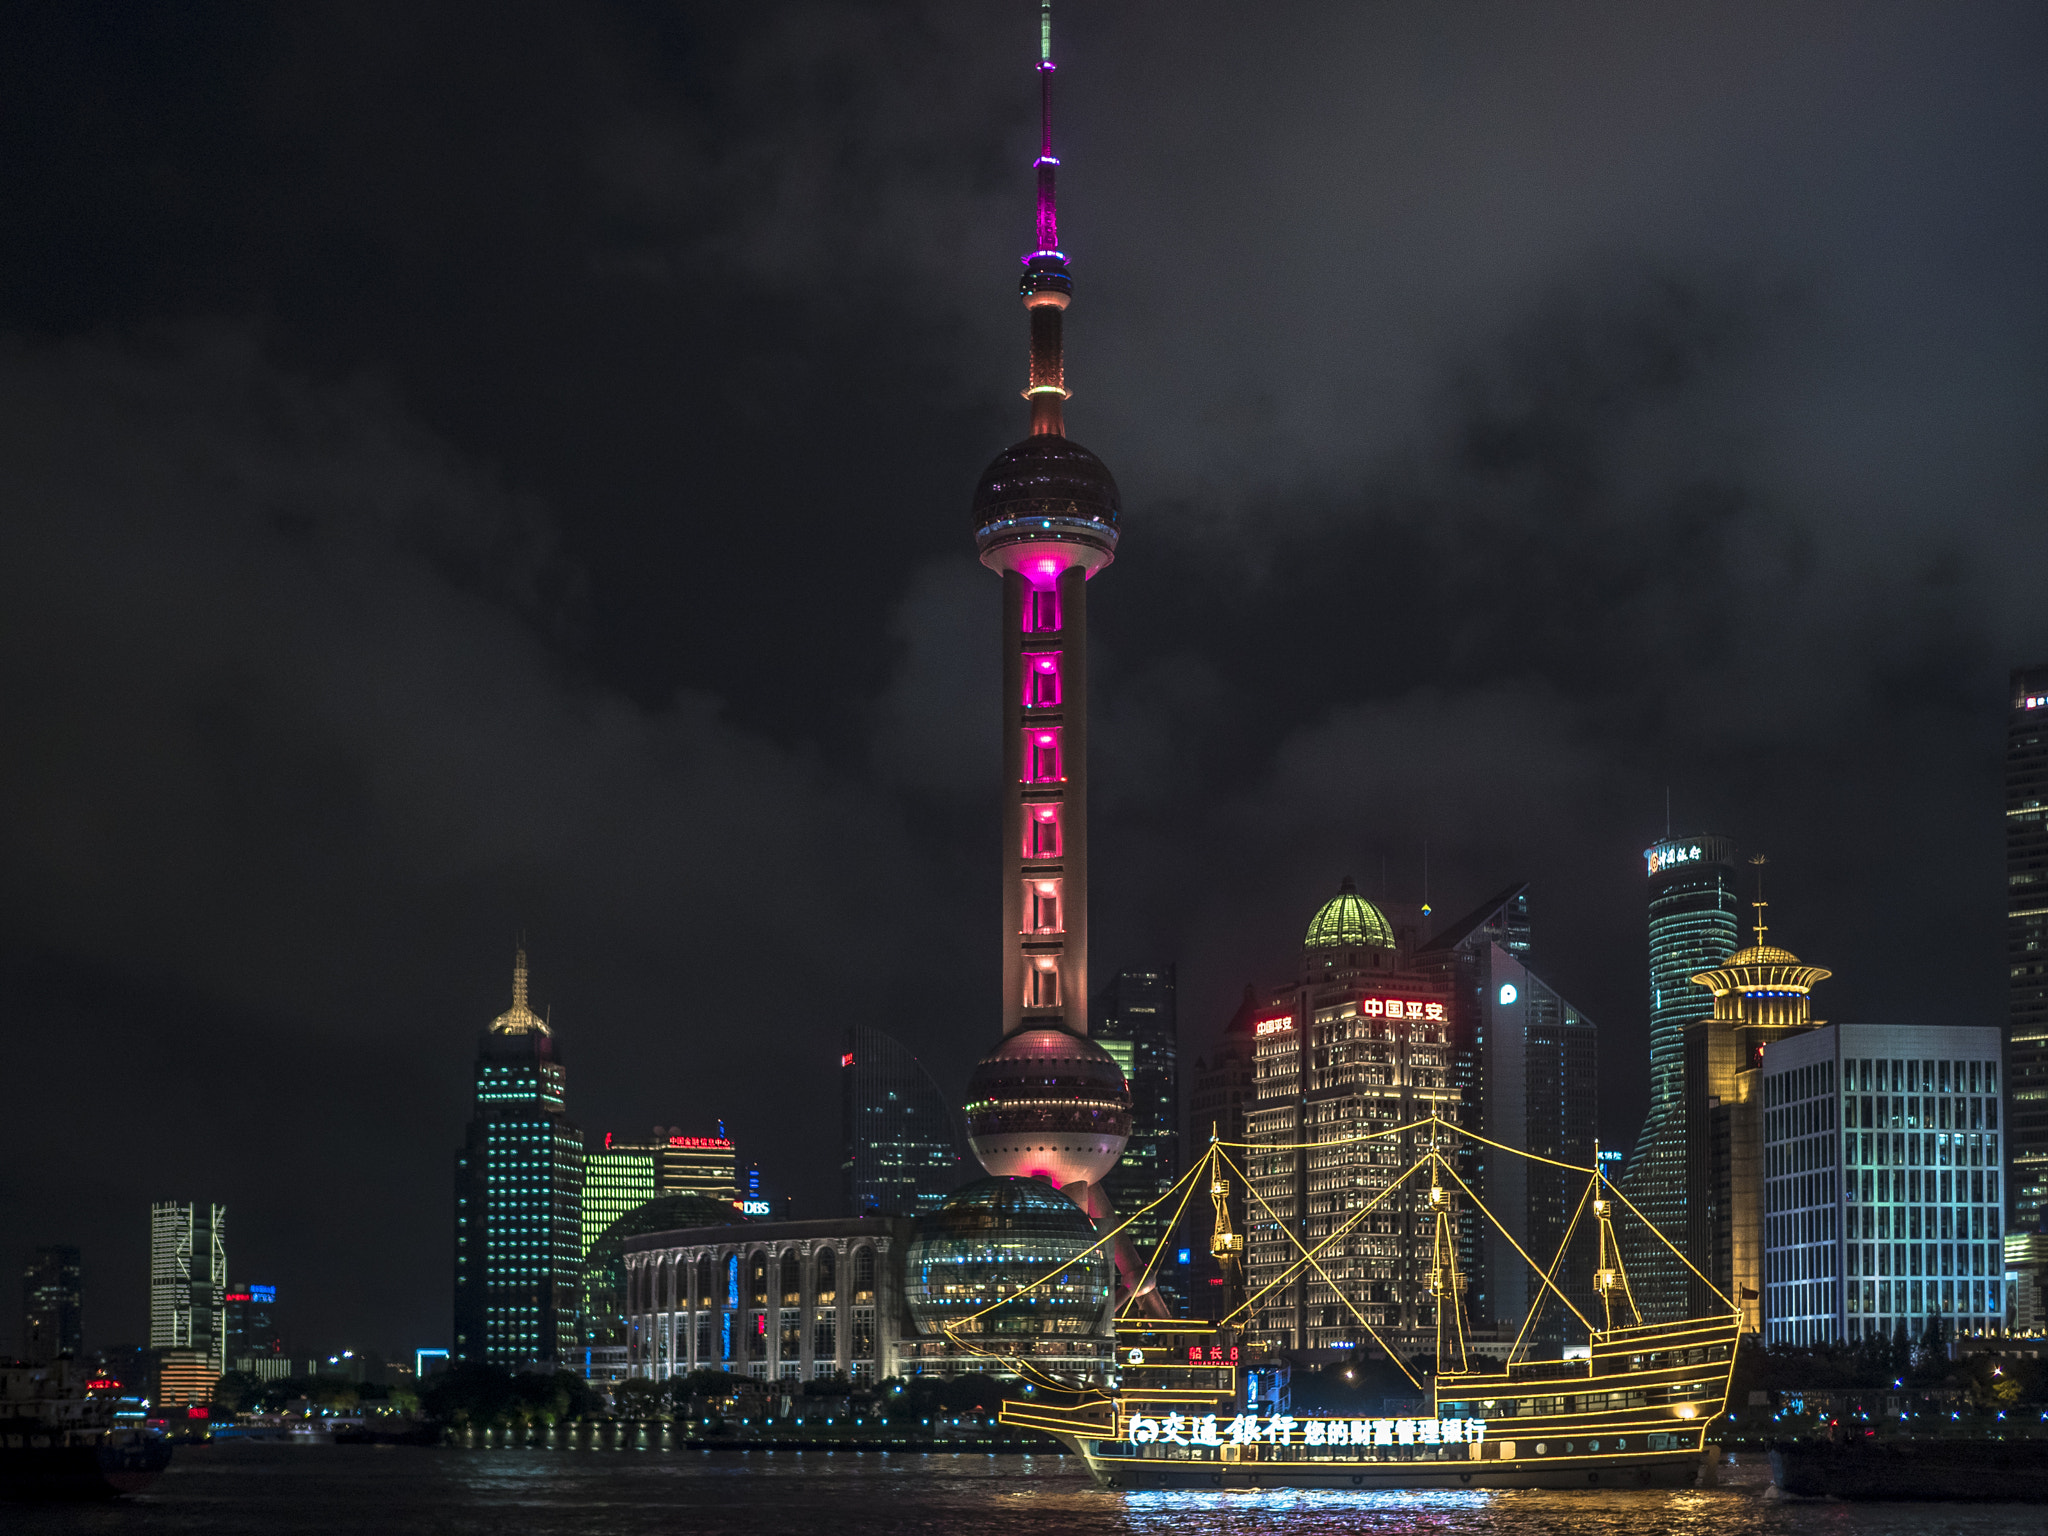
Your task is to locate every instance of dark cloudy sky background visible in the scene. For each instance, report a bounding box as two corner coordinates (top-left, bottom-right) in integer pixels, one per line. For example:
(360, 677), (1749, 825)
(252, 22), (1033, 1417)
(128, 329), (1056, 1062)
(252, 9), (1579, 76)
(3, 0), (2045, 1356)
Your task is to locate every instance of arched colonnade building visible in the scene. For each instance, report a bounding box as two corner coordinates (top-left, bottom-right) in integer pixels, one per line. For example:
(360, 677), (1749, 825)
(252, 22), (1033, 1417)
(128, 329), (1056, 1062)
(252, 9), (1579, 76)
(622, 1218), (914, 1382)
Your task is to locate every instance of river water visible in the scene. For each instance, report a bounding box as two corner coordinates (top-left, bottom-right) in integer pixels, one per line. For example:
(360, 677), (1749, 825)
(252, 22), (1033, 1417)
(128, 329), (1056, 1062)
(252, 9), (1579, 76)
(11, 1446), (2045, 1535)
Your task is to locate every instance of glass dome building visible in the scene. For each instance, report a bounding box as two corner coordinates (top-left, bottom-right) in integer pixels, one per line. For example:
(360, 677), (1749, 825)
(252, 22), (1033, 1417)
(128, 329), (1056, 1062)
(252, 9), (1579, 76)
(904, 1176), (1111, 1338)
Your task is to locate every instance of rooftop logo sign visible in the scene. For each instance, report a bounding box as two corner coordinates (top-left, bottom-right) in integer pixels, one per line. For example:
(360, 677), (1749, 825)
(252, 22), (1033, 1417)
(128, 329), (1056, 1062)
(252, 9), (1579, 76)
(1646, 843), (1703, 875)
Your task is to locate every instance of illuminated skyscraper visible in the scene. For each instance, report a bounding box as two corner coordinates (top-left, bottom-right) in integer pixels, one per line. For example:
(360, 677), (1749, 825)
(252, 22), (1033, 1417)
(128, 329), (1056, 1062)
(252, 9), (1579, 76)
(453, 949), (584, 1367)
(149, 1202), (225, 1376)
(1677, 906), (1828, 1330)
(1244, 879), (1464, 1353)
(2008, 666), (2048, 1228)
(840, 1025), (964, 1218)
(1621, 834), (1741, 1317)
(22, 1244), (82, 1361)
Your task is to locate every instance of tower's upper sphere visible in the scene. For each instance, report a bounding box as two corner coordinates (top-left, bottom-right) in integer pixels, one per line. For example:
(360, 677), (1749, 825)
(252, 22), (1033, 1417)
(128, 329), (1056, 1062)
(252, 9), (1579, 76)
(1304, 875), (1396, 952)
(965, 1026), (1131, 1189)
(973, 435), (1121, 572)
(903, 1175), (1111, 1338)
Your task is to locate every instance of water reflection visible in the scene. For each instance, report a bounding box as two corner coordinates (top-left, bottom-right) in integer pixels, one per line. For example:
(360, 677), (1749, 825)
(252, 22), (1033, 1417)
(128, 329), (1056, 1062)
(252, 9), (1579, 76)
(6, 1448), (2043, 1536)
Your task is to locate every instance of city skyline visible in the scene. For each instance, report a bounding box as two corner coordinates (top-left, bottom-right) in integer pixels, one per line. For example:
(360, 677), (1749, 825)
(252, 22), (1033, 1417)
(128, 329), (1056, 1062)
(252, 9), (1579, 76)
(3, 0), (2046, 1357)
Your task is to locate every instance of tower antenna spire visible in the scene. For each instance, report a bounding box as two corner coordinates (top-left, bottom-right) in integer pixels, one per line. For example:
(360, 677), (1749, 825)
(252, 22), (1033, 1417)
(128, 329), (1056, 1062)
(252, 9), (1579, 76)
(1749, 854), (1769, 948)
(1022, 0), (1071, 435)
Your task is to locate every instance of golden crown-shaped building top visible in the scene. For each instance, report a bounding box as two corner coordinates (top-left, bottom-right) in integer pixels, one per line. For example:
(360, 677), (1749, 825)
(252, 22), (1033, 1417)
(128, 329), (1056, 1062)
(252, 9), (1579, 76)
(491, 947), (549, 1035)
(1690, 940), (1830, 1031)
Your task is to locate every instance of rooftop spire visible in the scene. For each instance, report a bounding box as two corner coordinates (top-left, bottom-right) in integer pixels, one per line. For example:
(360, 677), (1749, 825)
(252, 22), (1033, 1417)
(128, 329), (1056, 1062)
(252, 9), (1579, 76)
(1021, 0), (1072, 435)
(492, 945), (548, 1035)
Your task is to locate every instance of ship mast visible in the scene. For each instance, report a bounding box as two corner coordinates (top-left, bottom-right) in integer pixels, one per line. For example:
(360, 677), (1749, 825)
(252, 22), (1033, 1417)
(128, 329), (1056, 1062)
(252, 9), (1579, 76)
(1206, 1133), (1247, 1322)
(1424, 1127), (1470, 1378)
(1591, 1141), (1642, 1332)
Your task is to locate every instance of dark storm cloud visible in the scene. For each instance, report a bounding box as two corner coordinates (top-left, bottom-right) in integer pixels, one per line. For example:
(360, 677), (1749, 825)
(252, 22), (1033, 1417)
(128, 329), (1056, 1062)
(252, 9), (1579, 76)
(1, 0), (2044, 1351)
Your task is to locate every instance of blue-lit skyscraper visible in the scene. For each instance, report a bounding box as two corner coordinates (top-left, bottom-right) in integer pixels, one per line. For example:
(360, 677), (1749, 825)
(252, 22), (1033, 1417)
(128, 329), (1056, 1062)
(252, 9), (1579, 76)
(1622, 834), (1741, 1317)
(453, 949), (585, 1367)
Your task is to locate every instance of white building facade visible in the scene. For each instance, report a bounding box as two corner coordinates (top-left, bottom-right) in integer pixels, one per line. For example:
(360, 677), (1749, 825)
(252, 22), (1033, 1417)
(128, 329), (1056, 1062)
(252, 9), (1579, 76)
(622, 1217), (912, 1382)
(1761, 1023), (2005, 1347)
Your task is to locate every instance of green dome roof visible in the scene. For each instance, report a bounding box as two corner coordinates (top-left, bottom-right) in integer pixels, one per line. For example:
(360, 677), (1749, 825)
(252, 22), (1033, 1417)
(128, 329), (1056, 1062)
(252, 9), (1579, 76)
(1304, 876), (1395, 951)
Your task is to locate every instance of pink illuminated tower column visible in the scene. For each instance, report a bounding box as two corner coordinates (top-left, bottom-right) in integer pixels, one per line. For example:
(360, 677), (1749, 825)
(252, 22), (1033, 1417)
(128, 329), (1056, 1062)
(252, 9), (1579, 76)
(971, 0), (1120, 1048)
(962, 3), (1161, 1316)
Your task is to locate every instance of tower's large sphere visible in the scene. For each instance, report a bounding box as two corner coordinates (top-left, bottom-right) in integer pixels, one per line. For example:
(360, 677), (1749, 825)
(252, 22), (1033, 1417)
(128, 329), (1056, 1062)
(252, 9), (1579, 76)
(972, 434), (1121, 572)
(904, 1176), (1112, 1338)
(964, 1027), (1130, 1188)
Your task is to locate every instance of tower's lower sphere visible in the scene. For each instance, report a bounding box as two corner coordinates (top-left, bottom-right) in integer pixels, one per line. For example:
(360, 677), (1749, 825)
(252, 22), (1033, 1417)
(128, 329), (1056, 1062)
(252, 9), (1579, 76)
(904, 1176), (1112, 1338)
(964, 1027), (1131, 1188)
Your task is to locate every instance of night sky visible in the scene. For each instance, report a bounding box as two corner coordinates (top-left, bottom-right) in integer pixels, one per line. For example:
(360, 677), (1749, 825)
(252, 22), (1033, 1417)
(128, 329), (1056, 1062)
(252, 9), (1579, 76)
(3, 1), (2046, 1359)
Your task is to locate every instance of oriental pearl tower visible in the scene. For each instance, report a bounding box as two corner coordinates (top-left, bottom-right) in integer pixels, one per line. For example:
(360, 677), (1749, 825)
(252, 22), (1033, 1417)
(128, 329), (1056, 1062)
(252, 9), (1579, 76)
(961, 0), (1165, 1318)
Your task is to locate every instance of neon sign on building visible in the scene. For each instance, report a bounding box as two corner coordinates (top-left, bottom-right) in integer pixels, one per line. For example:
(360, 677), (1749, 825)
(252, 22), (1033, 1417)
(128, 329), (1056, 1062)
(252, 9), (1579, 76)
(669, 1136), (733, 1149)
(1646, 843), (1704, 875)
(1362, 997), (1446, 1021)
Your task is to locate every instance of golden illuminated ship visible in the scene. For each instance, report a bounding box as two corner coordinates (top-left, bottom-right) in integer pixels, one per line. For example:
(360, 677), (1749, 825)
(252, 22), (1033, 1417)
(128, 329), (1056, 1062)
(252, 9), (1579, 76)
(961, 1117), (1738, 1490)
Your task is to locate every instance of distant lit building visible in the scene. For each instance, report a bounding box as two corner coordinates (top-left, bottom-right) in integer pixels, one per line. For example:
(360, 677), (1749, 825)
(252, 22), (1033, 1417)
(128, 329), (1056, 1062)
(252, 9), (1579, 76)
(1762, 1023), (2006, 1345)
(223, 1283), (281, 1365)
(1096, 968), (1180, 1308)
(1245, 878), (1463, 1354)
(839, 1025), (964, 1220)
(1410, 880), (1533, 1332)
(1623, 834), (1742, 1318)
(150, 1202), (226, 1376)
(583, 1136), (661, 1257)
(154, 1349), (218, 1408)
(2009, 666), (2048, 1229)
(1473, 946), (1599, 1344)
(22, 1244), (82, 1361)
(661, 1134), (737, 1205)
(2009, 1218), (2048, 1335)
(453, 948), (584, 1367)
(624, 1217), (915, 1381)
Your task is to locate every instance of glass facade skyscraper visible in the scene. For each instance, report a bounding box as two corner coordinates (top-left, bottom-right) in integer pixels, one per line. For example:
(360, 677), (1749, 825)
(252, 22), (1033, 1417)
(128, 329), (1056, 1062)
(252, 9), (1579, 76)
(2008, 666), (2048, 1229)
(453, 949), (584, 1367)
(1761, 1023), (2005, 1346)
(1096, 968), (1180, 1310)
(1622, 834), (1740, 1317)
(1477, 946), (1599, 1344)
(839, 1025), (963, 1218)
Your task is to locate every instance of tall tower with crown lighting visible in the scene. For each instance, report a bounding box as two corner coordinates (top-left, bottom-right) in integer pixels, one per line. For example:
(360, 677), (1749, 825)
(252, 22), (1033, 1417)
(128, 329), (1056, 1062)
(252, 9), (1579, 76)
(453, 948), (585, 1367)
(955, 3), (1156, 1314)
